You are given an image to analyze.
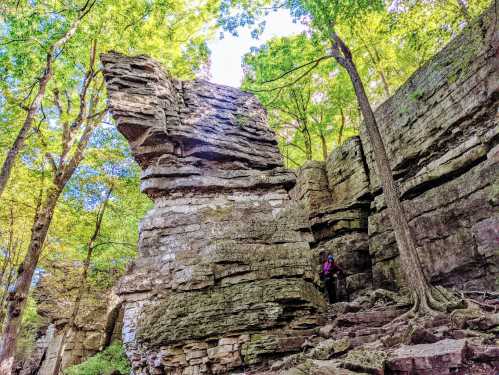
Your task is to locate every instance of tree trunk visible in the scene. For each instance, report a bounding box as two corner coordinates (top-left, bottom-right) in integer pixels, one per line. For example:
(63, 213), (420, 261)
(301, 125), (313, 160)
(337, 108), (345, 146)
(0, 187), (62, 374)
(0, 10), (87, 199)
(372, 46), (391, 98)
(328, 30), (459, 314)
(51, 186), (112, 375)
(0, 72), (51, 199)
(343, 58), (430, 306)
(0, 37), (100, 374)
(319, 130), (328, 160)
(379, 69), (391, 98)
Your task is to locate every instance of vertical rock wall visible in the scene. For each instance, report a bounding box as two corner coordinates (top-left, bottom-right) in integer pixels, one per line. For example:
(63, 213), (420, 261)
(290, 138), (373, 297)
(361, 7), (498, 290)
(101, 53), (325, 374)
(294, 6), (498, 292)
(15, 262), (123, 375)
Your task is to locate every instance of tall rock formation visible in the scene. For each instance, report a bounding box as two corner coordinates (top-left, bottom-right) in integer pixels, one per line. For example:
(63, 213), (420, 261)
(361, 9), (499, 290)
(101, 6), (498, 374)
(290, 138), (373, 298)
(101, 53), (325, 374)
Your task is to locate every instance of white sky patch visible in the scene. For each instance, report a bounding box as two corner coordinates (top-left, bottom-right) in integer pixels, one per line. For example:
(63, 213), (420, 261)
(207, 10), (307, 88)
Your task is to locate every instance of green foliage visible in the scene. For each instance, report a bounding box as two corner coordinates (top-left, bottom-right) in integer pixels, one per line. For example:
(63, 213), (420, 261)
(0, 0), (219, 267)
(409, 88), (424, 102)
(242, 33), (359, 165)
(65, 342), (131, 375)
(297, 0), (384, 34)
(232, 0), (491, 167)
(0, 0), (218, 358)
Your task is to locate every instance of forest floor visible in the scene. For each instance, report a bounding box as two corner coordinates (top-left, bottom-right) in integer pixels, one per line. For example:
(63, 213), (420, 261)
(248, 290), (499, 375)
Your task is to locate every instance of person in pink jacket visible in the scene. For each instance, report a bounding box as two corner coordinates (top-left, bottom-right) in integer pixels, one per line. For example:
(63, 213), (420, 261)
(322, 254), (345, 303)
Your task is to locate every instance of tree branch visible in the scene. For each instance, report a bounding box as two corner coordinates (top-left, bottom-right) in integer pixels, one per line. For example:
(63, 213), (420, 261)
(260, 55), (332, 84)
(249, 57), (331, 93)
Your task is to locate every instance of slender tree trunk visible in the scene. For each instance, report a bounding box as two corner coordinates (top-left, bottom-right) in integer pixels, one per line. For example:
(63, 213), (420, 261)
(342, 58), (431, 307)
(328, 30), (458, 314)
(0, 38), (101, 373)
(337, 108), (345, 146)
(0, 7), (88, 199)
(358, 36), (391, 98)
(0, 187), (62, 374)
(52, 186), (112, 375)
(0, 69), (52, 199)
(319, 130), (328, 160)
(379, 69), (391, 98)
(301, 124), (313, 160)
(372, 46), (391, 98)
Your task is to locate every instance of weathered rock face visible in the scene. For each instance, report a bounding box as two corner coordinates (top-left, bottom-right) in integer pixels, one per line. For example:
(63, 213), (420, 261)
(290, 138), (373, 297)
(363, 8), (498, 291)
(293, 7), (498, 292)
(15, 262), (123, 375)
(264, 290), (499, 375)
(102, 53), (325, 374)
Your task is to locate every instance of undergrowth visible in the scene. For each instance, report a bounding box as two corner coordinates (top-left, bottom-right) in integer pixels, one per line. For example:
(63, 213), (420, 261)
(65, 341), (130, 375)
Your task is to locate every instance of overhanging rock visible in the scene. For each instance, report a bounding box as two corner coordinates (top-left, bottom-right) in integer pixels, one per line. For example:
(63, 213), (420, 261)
(101, 52), (325, 374)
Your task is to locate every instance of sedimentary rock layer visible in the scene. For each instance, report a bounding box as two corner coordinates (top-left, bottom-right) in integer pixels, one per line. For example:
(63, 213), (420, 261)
(361, 8), (499, 290)
(290, 138), (373, 297)
(293, 7), (498, 292)
(15, 262), (122, 375)
(100, 6), (498, 374)
(102, 53), (325, 374)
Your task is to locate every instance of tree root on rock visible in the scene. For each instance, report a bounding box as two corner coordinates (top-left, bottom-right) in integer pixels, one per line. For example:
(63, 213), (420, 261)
(389, 285), (498, 329)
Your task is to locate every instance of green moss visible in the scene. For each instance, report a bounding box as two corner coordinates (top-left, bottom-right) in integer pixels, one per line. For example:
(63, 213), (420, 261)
(344, 349), (388, 372)
(241, 334), (280, 364)
(398, 104), (409, 116)
(16, 295), (46, 360)
(235, 113), (250, 127)
(409, 88), (424, 101)
(200, 204), (234, 221)
(488, 180), (499, 205)
(448, 19), (485, 84)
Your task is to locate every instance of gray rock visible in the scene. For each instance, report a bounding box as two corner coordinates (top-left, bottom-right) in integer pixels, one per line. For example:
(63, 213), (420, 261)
(102, 52), (325, 374)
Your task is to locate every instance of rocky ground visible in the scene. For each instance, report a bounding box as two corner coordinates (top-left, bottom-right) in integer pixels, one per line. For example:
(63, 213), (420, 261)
(246, 290), (499, 375)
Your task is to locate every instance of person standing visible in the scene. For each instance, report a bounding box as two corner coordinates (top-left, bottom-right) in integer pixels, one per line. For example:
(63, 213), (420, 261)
(322, 254), (345, 303)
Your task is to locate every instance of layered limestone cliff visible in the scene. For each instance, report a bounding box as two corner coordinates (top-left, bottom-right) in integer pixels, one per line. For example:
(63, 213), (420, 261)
(101, 6), (498, 374)
(290, 138), (373, 298)
(362, 10), (498, 290)
(101, 53), (325, 374)
(15, 262), (123, 375)
(294, 7), (498, 292)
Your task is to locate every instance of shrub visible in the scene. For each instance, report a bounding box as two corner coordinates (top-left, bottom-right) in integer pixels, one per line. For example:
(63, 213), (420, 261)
(65, 342), (130, 375)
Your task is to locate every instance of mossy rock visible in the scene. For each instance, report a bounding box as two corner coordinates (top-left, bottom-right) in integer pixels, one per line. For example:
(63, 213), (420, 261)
(342, 349), (387, 373)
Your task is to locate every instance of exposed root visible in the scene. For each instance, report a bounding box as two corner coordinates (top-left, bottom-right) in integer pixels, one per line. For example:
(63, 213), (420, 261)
(425, 285), (465, 312)
(390, 299), (418, 324)
(385, 284), (499, 334)
(389, 285), (467, 326)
